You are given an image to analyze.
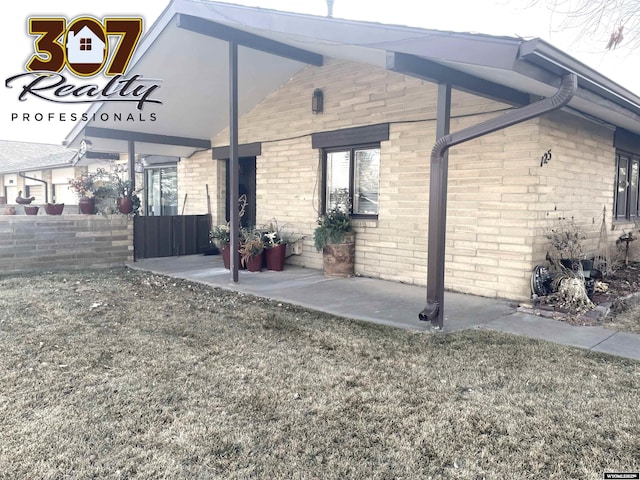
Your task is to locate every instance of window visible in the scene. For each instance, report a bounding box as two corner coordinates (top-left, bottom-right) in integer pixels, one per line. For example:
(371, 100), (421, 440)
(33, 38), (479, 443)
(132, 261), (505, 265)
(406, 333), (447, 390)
(615, 151), (640, 220)
(324, 145), (380, 217)
(80, 38), (92, 51)
(145, 166), (178, 216)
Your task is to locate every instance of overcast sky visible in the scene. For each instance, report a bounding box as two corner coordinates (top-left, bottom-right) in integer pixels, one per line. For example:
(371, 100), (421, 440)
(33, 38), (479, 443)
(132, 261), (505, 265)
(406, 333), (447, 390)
(2, 0), (638, 146)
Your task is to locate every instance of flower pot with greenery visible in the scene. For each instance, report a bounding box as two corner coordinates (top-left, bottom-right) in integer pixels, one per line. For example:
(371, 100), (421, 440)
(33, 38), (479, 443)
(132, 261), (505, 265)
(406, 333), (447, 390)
(239, 229), (264, 272)
(113, 178), (141, 215)
(211, 224), (232, 269)
(314, 204), (355, 277)
(262, 220), (288, 271)
(69, 172), (99, 214)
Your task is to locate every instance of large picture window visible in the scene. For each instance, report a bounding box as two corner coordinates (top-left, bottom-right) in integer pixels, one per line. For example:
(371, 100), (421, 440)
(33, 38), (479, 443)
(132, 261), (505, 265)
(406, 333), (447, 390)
(615, 151), (640, 221)
(324, 146), (380, 217)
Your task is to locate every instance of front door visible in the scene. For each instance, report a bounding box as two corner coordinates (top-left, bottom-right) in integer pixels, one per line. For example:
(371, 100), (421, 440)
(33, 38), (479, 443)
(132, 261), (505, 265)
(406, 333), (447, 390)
(226, 157), (256, 228)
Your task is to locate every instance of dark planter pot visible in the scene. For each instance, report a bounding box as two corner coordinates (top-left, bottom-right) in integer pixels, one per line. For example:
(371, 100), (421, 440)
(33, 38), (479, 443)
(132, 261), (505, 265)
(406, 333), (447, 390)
(45, 203), (64, 215)
(245, 252), (264, 272)
(0, 196), (6, 204)
(265, 243), (286, 271)
(221, 245), (231, 269)
(117, 197), (133, 214)
(322, 232), (355, 277)
(24, 205), (39, 215)
(78, 196), (96, 214)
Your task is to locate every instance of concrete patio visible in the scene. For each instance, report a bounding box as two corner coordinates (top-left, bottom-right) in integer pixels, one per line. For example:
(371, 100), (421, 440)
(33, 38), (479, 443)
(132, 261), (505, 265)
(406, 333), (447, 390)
(128, 254), (640, 362)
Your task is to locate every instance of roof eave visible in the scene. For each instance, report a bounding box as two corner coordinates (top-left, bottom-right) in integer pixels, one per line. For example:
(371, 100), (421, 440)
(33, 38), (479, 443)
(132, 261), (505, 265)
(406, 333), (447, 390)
(519, 38), (640, 116)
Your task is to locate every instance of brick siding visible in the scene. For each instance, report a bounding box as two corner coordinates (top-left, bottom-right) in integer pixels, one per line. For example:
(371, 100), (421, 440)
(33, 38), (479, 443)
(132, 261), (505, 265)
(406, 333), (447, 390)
(178, 59), (623, 301)
(0, 215), (133, 273)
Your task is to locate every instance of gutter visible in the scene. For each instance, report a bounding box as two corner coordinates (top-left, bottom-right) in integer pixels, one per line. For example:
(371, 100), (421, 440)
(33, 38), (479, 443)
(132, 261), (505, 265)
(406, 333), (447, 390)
(519, 39), (640, 115)
(419, 73), (578, 328)
(18, 172), (49, 204)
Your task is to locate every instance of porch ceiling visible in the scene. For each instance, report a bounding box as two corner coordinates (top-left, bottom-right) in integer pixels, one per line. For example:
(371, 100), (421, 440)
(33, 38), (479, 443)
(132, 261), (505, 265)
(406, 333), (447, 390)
(64, 0), (640, 158)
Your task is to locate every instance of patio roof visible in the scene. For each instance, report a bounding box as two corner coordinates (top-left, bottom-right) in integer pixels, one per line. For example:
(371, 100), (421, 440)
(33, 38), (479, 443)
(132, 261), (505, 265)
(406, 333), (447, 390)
(63, 0), (640, 158)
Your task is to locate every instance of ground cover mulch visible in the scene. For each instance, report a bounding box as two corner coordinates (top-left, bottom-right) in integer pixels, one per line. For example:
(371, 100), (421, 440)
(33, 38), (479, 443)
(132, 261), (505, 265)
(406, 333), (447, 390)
(529, 263), (640, 332)
(0, 268), (638, 479)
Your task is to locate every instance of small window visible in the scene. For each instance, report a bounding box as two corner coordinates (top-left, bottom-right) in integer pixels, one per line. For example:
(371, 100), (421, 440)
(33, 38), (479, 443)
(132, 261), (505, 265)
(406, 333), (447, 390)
(615, 151), (640, 221)
(324, 145), (380, 217)
(80, 38), (92, 51)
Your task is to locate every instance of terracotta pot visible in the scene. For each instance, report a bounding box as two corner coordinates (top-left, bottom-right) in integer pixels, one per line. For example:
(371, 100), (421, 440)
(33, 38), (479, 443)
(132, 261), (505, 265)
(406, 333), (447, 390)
(45, 203), (64, 215)
(24, 205), (39, 215)
(265, 243), (286, 271)
(78, 196), (96, 214)
(322, 232), (355, 277)
(244, 252), (264, 272)
(4, 206), (16, 215)
(117, 197), (133, 214)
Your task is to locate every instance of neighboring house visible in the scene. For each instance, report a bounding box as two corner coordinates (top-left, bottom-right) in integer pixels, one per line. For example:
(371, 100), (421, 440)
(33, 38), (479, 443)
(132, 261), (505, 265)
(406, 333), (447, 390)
(0, 140), (120, 207)
(0, 140), (78, 205)
(66, 25), (105, 65)
(62, 0), (640, 302)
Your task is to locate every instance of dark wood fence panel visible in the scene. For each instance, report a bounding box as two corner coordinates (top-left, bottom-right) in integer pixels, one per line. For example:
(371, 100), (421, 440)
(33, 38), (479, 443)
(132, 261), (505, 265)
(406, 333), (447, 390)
(134, 215), (210, 260)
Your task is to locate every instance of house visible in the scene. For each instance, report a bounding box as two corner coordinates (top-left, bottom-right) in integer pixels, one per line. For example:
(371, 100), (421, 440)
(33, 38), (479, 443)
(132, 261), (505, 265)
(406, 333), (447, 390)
(0, 140), (120, 208)
(66, 25), (105, 65)
(0, 140), (78, 206)
(62, 0), (640, 319)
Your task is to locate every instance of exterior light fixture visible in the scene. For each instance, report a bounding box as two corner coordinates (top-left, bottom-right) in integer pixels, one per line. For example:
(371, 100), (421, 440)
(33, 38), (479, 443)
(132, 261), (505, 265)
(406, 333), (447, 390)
(312, 88), (324, 114)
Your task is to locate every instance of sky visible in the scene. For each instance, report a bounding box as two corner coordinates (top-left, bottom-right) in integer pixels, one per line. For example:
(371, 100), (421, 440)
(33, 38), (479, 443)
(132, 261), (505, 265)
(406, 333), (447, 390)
(1, 0), (638, 146)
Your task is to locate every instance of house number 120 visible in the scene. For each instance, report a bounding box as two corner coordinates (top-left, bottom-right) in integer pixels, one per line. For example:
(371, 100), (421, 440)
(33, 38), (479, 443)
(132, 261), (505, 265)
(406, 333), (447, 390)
(26, 17), (143, 77)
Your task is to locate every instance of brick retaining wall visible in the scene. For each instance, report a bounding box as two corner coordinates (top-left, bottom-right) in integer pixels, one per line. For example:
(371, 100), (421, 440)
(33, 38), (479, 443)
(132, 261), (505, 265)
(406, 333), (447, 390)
(0, 215), (133, 273)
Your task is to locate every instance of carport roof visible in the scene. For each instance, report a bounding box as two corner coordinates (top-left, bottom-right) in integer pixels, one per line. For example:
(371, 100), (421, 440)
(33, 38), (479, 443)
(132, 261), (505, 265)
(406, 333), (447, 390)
(63, 0), (640, 158)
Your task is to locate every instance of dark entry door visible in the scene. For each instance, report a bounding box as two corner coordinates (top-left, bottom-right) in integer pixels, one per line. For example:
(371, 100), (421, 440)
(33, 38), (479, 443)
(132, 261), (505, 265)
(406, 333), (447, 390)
(226, 157), (256, 228)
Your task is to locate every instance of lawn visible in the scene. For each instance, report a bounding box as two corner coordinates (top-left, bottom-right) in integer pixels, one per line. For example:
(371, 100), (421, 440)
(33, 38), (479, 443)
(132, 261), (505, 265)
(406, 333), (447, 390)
(0, 268), (638, 479)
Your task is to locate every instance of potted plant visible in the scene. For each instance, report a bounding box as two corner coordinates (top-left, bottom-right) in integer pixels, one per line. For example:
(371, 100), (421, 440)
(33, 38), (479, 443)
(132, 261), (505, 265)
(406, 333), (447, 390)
(69, 169), (120, 215)
(314, 203), (355, 277)
(68, 172), (98, 214)
(113, 177), (140, 215)
(262, 219), (287, 271)
(239, 229), (264, 272)
(210, 224), (231, 269)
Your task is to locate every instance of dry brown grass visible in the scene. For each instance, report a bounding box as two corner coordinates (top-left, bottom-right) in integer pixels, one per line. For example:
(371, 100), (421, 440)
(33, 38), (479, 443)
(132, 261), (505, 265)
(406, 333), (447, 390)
(0, 268), (638, 479)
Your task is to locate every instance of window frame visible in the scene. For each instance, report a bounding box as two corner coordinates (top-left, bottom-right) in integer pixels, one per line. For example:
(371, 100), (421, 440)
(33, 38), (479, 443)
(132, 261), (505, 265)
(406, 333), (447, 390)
(322, 143), (380, 219)
(614, 149), (640, 221)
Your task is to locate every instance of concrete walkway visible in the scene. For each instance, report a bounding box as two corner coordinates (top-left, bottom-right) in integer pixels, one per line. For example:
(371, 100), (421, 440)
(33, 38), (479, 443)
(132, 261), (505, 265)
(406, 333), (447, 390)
(128, 254), (640, 362)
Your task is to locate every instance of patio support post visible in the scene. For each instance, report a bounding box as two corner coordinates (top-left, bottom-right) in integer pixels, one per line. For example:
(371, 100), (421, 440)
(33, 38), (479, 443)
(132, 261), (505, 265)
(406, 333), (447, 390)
(229, 40), (240, 282)
(128, 140), (135, 192)
(424, 82), (451, 330)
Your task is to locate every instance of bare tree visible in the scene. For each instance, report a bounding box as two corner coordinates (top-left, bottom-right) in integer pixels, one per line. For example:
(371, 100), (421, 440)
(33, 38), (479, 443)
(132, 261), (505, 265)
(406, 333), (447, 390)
(533, 0), (640, 50)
